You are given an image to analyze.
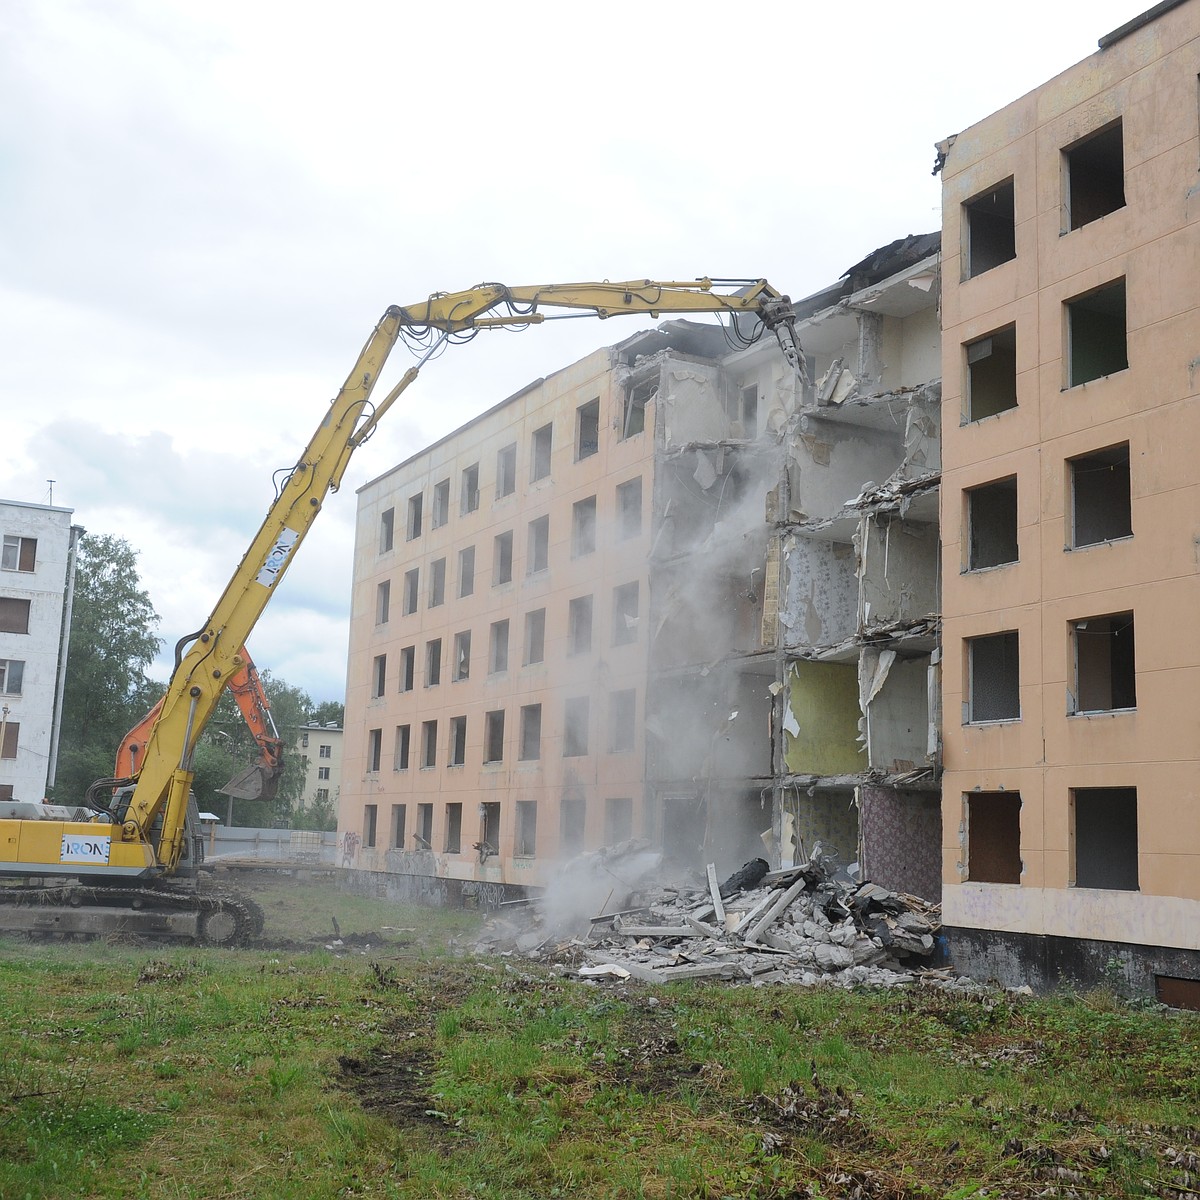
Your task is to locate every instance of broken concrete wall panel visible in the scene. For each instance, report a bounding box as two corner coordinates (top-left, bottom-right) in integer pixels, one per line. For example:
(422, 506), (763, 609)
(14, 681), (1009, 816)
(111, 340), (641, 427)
(781, 536), (858, 649)
(660, 361), (726, 446)
(859, 650), (932, 772)
(779, 786), (860, 871)
(859, 786), (942, 902)
(903, 388), (942, 474)
(788, 420), (907, 523)
(858, 516), (939, 630)
(782, 660), (863, 776)
(896, 305), (941, 392)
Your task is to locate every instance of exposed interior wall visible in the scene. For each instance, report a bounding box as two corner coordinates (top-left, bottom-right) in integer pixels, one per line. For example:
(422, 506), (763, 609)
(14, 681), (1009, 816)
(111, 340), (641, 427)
(658, 360), (726, 445)
(787, 421), (905, 521)
(858, 516), (939, 629)
(782, 660), (862, 776)
(780, 786), (859, 868)
(859, 786), (942, 901)
(780, 535), (858, 650)
(859, 650), (933, 772)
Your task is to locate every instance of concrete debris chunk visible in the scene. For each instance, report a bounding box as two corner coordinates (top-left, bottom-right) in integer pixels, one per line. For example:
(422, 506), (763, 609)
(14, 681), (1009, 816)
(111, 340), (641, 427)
(473, 841), (992, 993)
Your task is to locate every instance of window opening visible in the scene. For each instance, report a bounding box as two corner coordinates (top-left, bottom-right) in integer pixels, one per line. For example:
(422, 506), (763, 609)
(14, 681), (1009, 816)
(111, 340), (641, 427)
(1071, 612), (1135, 713)
(515, 801), (538, 857)
(965, 325), (1017, 420)
(966, 792), (1022, 883)
(484, 710), (505, 763)
(489, 619), (509, 674)
(605, 797), (633, 843)
(366, 728), (382, 772)
(390, 803), (406, 848)
(416, 803), (434, 849)
(376, 580), (391, 624)
(519, 703), (542, 760)
(393, 724), (411, 770)
(426, 638), (442, 687)
(1064, 120), (1125, 230)
(1070, 443), (1132, 547)
(0, 598), (31, 635)
(372, 654), (387, 698)
(421, 720), (437, 768)
(963, 178), (1015, 277)
(617, 477), (643, 539)
(402, 568), (419, 615)
(572, 497), (597, 557)
(431, 478), (450, 528)
(2, 535), (36, 572)
(445, 803), (463, 853)
(612, 581), (639, 645)
(563, 696), (589, 757)
(449, 716), (467, 766)
(479, 802), (500, 857)
(461, 463), (480, 514)
(576, 398), (600, 460)
(428, 557), (446, 607)
(524, 609), (546, 665)
(363, 805), (377, 848)
(531, 423), (553, 481)
(967, 476), (1018, 569)
(560, 796), (586, 857)
(458, 545), (475, 597)
(527, 515), (550, 574)
(379, 508), (394, 553)
(1072, 787), (1138, 890)
(399, 646), (415, 692)
(1067, 279), (1127, 386)
(493, 530), (513, 585)
(622, 377), (654, 439)
(406, 493), (423, 540)
(967, 631), (1020, 723)
(452, 630), (471, 681)
(725, 383), (758, 436)
(0, 659), (25, 695)
(609, 689), (636, 753)
(496, 443), (517, 498)
(568, 595), (593, 655)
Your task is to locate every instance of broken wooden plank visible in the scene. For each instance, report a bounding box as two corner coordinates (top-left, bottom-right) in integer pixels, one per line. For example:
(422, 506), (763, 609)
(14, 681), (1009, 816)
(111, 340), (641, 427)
(705, 863), (726, 925)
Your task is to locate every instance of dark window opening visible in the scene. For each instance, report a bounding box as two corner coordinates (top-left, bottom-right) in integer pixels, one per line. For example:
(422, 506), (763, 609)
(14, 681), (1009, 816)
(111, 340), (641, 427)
(568, 595), (593, 655)
(1067, 278), (1127, 386)
(531, 423), (553, 481)
(379, 509), (395, 553)
(1154, 976), (1200, 1011)
(428, 557), (446, 607)
(0, 721), (18, 760)
(461, 463), (480, 514)
(966, 792), (1022, 884)
(489, 619), (509, 674)
(1070, 443), (1132, 547)
(452, 630), (471, 682)
(1, 536), (36, 572)
(416, 803), (433, 849)
(967, 476), (1018, 570)
(390, 803), (406, 849)
(560, 797), (586, 857)
(1073, 786), (1138, 890)
(431, 478), (450, 529)
(0, 659), (24, 695)
(966, 324), (1017, 421)
(576, 398), (600, 460)
(376, 580), (390, 624)
(1065, 120), (1125, 231)
(367, 728), (382, 773)
(527, 515), (549, 574)
(496, 443), (517, 499)
(964, 178), (1016, 277)
(563, 696), (589, 757)
(493, 531), (513, 585)
(479, 802), (500, 857)
(363, 804), (377, 848)
(371, 654), (387, 698)
(406, 493), (423, 540)
(445, 803), (462, 853)
(622, 377), (654, 439)
(524, 609), (546, 665)
(605, 797), (633, 844)
(402, 568), (419, 615)
(515, 801), (538, 857)
(399, 646), (415, 692)
(617, 477), (642, 539)
(426, 638), (442, 687)
(393, 724), (410, 771)
(519, 703), (542, 761)
(612, 581), (639, 646)
(484, 710), (505, 763)
(572, 497), (597, 557)
(421, 720), (437, 768)
(967, 631), (1020, 723)
(0, 597), (31, 635)
(449, 716), (466, 766)
(1072, 612), (1136, 713)
(725, 383), (758, 437)
(608, 689), (636, 753)
(458, 545), (475, 598)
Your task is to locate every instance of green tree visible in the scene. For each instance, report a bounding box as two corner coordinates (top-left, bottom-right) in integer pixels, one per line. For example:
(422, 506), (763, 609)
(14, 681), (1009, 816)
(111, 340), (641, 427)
(52, 534), (161, 805)
(309, 699), (344, 726)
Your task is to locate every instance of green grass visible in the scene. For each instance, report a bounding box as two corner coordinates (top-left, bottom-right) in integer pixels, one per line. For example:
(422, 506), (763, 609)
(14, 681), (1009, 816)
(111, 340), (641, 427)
(0, 874), (1196, 1198)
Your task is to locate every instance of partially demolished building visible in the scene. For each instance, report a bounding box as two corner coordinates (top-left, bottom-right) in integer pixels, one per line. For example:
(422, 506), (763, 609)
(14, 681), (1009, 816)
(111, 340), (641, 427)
(340, 237), (944, 903)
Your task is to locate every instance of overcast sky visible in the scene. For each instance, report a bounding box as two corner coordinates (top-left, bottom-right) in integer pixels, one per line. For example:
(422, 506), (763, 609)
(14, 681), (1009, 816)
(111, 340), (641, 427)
(1, 0), (1141, 705)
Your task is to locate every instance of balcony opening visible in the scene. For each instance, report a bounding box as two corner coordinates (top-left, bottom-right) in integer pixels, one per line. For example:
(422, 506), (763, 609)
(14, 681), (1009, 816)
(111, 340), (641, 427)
(445, 802), (462, 853)
(479, 802), (500, 857)
(1064, 120), (1124, 231)
(428, 557), (446, 607)
(605, 796), (633, 843)
(1071, 612), (1135, 714)
(572, 496), (597, 557)
(515, 800), (538, 857)
(416, 803), (433, 850)
(458, 545), (475, 598)
(576, 398), (600, 460)
(393, 724), (410, 770)
(1070, 443), (1132, 547)
(965, 324), (1017, 421)
(531, 423), (553, 481)
(527, 515), (549, 574)
(963, 178), (1015, 277)
(461, 463), (480, 514)
(1072, 786), (1138, 890)
(496, 443), (517, 499)
(406, 492), (423, 540)
(399, 646), (415, 692)
(452, 630), (471, 682)
(420, 720), (437, 768)
(568, 595), (593, 655)
(431, 478), (450, 529)
(966, 792), (1022, 884)
(966, 631), (1020, 723)
(390, 803), (406, 848)
(493, 530), (513, 585)
(484, 710), (505, 763)
(519, 703), (542, 760)
(1067, 278), (1127, 386)
(563, 696), (589, 757)
(426, 638), (442, 687)
(524, 608), (546, 665)
(448, 716), (467, 766)
(967, 476), (1018, 570)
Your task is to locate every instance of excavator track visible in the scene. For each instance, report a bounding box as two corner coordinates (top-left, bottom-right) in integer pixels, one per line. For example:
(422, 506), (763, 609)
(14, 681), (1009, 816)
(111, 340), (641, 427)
(0, 882), (265, 947)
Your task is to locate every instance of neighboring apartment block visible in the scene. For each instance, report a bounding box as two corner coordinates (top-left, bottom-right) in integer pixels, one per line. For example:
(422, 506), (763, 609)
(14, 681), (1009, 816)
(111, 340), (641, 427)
(0, 500), (83, 803)
(340, 239), (944, 900)
(295, 721), (343, 812)
(937, 0), (1200, 993)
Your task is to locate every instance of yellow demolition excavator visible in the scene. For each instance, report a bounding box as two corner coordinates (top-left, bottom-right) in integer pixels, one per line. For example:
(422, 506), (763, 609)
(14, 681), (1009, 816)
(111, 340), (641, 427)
(0, 279), (804, 944)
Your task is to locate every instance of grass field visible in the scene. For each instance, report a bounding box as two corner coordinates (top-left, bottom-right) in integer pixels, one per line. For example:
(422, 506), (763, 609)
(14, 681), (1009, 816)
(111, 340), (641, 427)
(1, 872), (1197, 1199)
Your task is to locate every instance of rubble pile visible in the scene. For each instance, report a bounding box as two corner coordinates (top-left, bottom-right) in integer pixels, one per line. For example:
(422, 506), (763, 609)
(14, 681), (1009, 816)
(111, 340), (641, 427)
(475, 844), (984, 993)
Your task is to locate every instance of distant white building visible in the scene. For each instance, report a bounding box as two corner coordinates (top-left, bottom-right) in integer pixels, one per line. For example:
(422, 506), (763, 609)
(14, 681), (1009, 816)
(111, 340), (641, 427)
(295, 721), (343, 812)
(0, 500), (83, 802)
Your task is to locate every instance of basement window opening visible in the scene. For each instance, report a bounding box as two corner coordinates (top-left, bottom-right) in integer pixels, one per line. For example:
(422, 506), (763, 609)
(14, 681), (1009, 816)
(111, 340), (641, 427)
(1069, 443), (1132, 547)
(966, 792), (1022, 884)
(966, 476), (1018, 570)
(1064, 120), (1125, 231)
(1154, 976), (1200, 1011)
(449, 716), (467, 767)
(965, 324), (1017, 421)
(966, 631), (1020, 723)
(1071, 612), (1135, 714)
(576, 398), (600, 460)
(1066, 279), (1127, 387)
(963, 178), (1016, 277)
(1072, 786), (1138, 890)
